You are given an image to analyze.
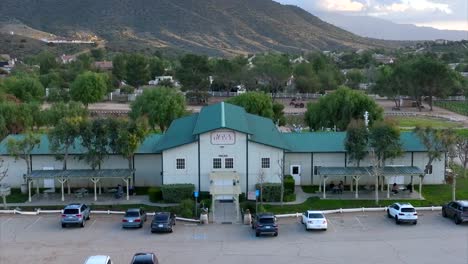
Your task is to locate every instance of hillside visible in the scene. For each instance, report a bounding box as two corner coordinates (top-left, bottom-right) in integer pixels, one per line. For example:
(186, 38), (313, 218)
(0, 0), (396, 56)
(317, 12), (468, 41)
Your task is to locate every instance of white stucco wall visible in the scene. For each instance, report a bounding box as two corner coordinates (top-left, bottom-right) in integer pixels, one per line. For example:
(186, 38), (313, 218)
(284, 153), (312, 185)
(199, 129), (248, 193)
(162, 142), (198, 188)
(134, 154), (162, 186)
(0, 156), (27, 187)
(248, 142), (283, 192)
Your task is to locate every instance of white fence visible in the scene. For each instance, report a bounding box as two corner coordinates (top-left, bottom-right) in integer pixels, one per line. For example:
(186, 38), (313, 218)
(0, 206), (441, 221)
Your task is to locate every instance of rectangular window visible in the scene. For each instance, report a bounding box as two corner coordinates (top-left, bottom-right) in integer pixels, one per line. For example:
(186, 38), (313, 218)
(176, 158), (185, 170)
(225, 158), (234, 169)
(213, 158), (222, 169)
(261, 158), (270, 168)
(425, 165), (433, 174)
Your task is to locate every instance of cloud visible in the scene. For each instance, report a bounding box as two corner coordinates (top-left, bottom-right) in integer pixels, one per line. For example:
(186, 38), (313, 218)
(318, 0), (365, 12)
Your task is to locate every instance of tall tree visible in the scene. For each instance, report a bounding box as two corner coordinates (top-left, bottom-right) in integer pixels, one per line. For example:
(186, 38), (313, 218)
(126, 54), (150, 87)
(112, 54), (127, 81)
(305, 87), (384, 131)
(149, 57), (165, 79)
(175, 54), (211, 94)
(4, 76), (45, 102)
(36, 51), (59, 75)
(130, 87), (186, 131)
(227, 92), (274, 119)
(48, 116), (84, 170)
(70, 71), (107, 107)
(79, 119), (111, 170)
(6, 132), (41, 178)
(345, 119), (369, 167)
(346, 69), (365, 90)
(455, 132), (468, 178)
(253, 54), (291, 100)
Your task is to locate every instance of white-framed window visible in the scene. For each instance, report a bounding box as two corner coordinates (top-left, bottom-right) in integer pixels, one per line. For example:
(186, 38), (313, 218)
(213, 158), (222, 169)
(261, 158), (270, 168)
(176, 158), (185, 170)
(225, 158), (234, 169)
(290, 165), (301, 176)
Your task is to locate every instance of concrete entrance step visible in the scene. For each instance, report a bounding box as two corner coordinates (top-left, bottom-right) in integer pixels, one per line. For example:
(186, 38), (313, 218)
(213, 200), (238, 224)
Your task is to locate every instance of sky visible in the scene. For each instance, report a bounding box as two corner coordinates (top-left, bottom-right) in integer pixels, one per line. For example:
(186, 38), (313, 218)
(275, 0), (468, 31)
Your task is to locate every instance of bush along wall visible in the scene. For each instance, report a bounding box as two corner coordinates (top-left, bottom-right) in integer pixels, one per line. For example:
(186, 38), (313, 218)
(161, 184), (195, 203)
(284, 175), (295, 195)
(255, 182), (281, 202)
(147, 187), (162, 202)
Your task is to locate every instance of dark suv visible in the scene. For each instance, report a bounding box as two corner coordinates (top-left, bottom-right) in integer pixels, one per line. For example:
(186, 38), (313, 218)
(442, 200), (468, 225)
(251, 212), (278, 237)
(151, 212), (176, 233)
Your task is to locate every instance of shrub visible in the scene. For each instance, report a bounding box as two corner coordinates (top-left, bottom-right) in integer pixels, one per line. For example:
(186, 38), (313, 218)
(147, 187), (162, 202)
(255, 182), (281, 202)
(177, 199), (195, 218)
(161, 184), (195, 203)
(284, 193), (296, 202)
(284, 175), (295, 195)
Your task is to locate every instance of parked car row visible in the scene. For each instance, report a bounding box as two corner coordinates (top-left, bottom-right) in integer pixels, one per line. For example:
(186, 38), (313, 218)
(83, 252), (158, 264)
(61, 205), (176, 233)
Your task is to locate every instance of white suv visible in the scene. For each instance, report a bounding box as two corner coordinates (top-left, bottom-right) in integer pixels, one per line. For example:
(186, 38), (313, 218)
(301, 210), (327, 231)
(83, 255), (113, 264)
(387, 203), (418, 225)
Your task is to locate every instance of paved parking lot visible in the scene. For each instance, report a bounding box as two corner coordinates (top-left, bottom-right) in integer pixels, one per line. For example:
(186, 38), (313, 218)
(0, 211), (467, 264)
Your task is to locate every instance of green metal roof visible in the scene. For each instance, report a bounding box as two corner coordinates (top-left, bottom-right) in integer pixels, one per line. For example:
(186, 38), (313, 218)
(284, 131), (427, 153)
(246, 113), (289, 150)
(318, 166), (424, 176)
(28, 169), (133, 179)
(0, 134), (163, 155)
(154, 114), (199, 152)
(192, 102), (250, 135)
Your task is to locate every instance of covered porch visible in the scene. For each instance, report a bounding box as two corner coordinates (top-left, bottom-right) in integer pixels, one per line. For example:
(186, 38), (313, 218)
(209, 171), (241, 223)
(26, 169), (134, 202)
(317, 166), (425, 199)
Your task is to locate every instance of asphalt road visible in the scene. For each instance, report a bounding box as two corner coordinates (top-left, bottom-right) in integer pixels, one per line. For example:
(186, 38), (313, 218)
(0, 212), (467, 264)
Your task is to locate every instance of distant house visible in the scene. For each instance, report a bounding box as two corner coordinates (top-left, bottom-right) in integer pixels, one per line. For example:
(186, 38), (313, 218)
(434, 39), (448, 45)
(59, 54), (76, 64)
(148, 76), (180, 87)
(93, 61), (113, 71)
(290, 56), (309, 64)
(0, 54), (16, 73)
(373, 54), (395, 64)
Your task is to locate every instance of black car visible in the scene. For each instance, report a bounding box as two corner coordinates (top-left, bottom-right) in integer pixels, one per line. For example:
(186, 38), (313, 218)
(442, 200), (468, 224)
(251, 212), (278, 237)
(151, 212), (176, 233)
(130, 252), (158, 264)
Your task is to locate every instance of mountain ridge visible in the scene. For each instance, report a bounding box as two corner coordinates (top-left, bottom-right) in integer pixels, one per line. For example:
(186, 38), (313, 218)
(0, 0), (399, 56)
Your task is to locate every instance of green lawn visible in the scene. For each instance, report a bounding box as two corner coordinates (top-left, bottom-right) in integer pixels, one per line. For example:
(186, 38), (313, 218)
(387, 116), (464, 129)
(4, 188), (29, 203)
(263, 168), (468, 214)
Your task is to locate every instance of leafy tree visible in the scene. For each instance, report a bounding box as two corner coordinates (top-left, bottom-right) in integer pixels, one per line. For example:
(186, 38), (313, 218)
(36, 51), (59, 75)
(227, 92), (274, 119)
(455, 132), (468, 178)
(346, 69), (365, 89)
(79, 119), (111, 170)
(130, 87), (186, 131)
(0, 102), (37, 137)
(90, 48), (105, 61)
(7, 132), (41, 177)
(4, 76), (45, 102)
(112, 53), (127, 81)
(126, 54), (150, 87)
(212, 59), (242, 91)
(109, 119), (148, 170)
(175, 54), (211, 91)
(305, 87), (383, 131)
(272, 102), (286, 126)
(149, 57), (165, 79)
(345, 119), (369, 167)
(44, 101), (88, 127)
(48, 116), (85, 170)
(253, 54), (291, 99)
(70, 71), (107, 107)
(293, 63), (320, 93)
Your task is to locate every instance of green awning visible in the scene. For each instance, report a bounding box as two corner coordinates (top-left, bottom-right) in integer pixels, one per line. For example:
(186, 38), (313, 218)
(27, 169), (133, 179)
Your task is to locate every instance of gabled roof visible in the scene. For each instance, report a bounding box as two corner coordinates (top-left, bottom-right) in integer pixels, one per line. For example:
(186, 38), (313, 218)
(154, 114), (199, 152)
(246, 113), (289, 150)
(283, 131), (427, 153)
(192, 102), (250, 135)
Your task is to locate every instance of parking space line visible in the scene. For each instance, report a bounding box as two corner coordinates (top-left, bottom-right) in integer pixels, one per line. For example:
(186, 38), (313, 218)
(24, 216), (41, 230)
(0, 217), (12, 227)
(89, 219), (97, 229)
(354, 216), (366, 230)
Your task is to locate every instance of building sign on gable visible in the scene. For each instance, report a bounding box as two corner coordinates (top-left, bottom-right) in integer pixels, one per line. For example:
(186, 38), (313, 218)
(211, 131), (236, 145)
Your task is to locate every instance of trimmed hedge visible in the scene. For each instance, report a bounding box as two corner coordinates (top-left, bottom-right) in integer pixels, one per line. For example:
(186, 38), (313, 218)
(284, 175), (295, 195)
(161, 184), (195, 203)
(148, 187), (162, 202)
(255, 182), (281, 202)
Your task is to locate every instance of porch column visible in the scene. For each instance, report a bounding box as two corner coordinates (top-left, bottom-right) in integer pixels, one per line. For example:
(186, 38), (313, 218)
(353, 176), (361, 199)
(58, 178), (66, 202)
(236, 195), (240, 222)
(123, 178), (129, 201)
(36, 179), (40, 194)
(91, 178), (100, 201)
(419, 175), (423, 199)
(212, 195), (215, 222)
(387, 182), (390, 198)
(318, 175), (322, 192)
(411, 175), (414, 192)
(350, 177), (353, 192)
(381, 176), (385, 192)
(67, 180), (71, 195)
(28, 179), (32, 202)
(98, 181), (102, 195)
(322, 176), (328, 199)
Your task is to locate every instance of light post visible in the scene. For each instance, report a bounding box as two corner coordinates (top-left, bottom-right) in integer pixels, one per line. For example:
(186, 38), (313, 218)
(194, 191), (199, 216)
